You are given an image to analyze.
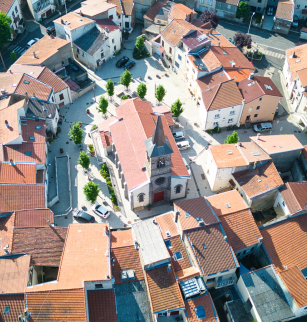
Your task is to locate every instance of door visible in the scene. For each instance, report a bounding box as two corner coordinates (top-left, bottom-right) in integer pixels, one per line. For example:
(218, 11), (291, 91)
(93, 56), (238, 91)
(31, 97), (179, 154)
(154, 191), (164, 203)
(246, 115), (251, 122)
(170, 311), (179, 316)
(46, 9), (52, 17)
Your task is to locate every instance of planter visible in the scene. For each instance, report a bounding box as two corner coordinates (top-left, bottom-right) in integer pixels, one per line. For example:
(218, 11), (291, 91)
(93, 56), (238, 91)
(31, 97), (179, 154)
(87, 110), (90, 114)
(147, 208), (151, 211)
(60, 149), (64, 153)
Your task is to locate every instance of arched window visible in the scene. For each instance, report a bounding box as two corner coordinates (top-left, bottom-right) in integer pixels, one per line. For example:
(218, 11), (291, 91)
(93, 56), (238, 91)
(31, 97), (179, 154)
(155, 177), (166, 185)
(138, 193), (145, 203)
(175, 184), (183, 194)
(157, 157), (165, 168)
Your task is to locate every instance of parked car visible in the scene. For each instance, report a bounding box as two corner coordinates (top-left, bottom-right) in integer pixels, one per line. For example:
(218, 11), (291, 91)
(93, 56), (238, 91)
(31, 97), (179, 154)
(73, 210), (95, 223)
(253, 122), (272, 133)
(177, 140), (190, 150)
(92, 203), (110, 219)
(173, 131), (186, 142)
(46, 26), (55, 34)
(266, 6), (274, 16)
(125, 61), (136, 70)
(292, 15), (299, 27)
(27, 38), (40, 48)
(116, 56), (129, 68)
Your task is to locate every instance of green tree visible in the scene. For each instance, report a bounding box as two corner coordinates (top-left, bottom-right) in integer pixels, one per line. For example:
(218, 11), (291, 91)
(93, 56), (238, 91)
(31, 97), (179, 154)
(83, 181), (100, 203)
(171, 99), (184, 118)
(224, 131), (239, 144)
(237, 2), (251, 18)
(135, 36), (145, 51)
(137, 83), (147, 99)
(155, 85), (166, 104)
(69, 122), (84, 145)
(78, 151), (90, 170)
(120, 69), (132, 90)
(10, 51), (17, 62)
(0, 12), (12, 49)
(97, 95), (108, 117)
(106, 79), (114, 100)
(121, 95), (128, 100)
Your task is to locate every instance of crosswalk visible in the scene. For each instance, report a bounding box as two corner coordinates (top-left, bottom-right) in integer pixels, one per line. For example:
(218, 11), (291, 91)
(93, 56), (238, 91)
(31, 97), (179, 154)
(262, 49), (285, 60)
(7, 44), (27, 56)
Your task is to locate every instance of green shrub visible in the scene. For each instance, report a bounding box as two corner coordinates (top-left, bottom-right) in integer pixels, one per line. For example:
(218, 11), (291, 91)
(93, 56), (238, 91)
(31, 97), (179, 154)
(213, 126), (221, 133)
(88, 144), (95, 154)
(114, 49), (121, 56)
(206, 130), (212, 134)
(254, 12), (262, 23)
(91, 124), (98, 131)
(121, 95), (128, 100)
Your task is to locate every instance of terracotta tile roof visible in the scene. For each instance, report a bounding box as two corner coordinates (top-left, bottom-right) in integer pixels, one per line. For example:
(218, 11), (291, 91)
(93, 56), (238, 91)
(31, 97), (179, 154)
(201, 79), (243, 111)
(279, 184), (299, 214)
(196, 70), (229, 92)
(26, 288), (86, 322)
(0, 184), (45, 212)
(121, 0), (133, 15)
(98, 116), (116, 148)
(111, 229), (134, 248)
(152, 105), (174, 127)
(21, 119), (46, 143)
(238, 75), (282, 103)
(219, 209), (261, 252)
(37, 67), (68, 93)
(237, 141), (271, 163)
(226, 68), (250, 82)
(54, 12), (94, 29)
(217, 0), (239, 5)
(176, 266), (200, 282)
(74, 1), (116, 17)
(14, 208), (54, 228)
(207, 33), (235, 48)
(111, 245), (144, 284)
(155, 212), (179, 239)
(0, 255), (30, 294)
(169, 3), (196, 20)
(191, 20), (211, 29)
(206, 190), (248, 216)
(0, 0), (15, 14)
(186, 225), (237, 275)
(182, 30), (210, 50)
(144, 1), (167, 21)
(285, 43), (307, 81)
(261, 213), (307, 271)
(199, 50), (221, 72)
(16, 36), (70, 66)
(280, 182), (307, 214)
(12, 227), (67, 266)
(96, 19), (120, 33)
(297, 68), (307, 87)
(210, 144), (247, 168)
(0, 100), (24, 145)
(109, 0), (122, 15)
(185, 293), (218, 322)
(8, 64), (45, 78)
(0, 73), (23, 95)
(250, 134), (303, 155)
(145, 265), (184, 313)
(275, 0), (294, 20)
(168, 235), (191, 272)
(174, 197), (219, 230)
(233, 161), (283, 198)
(161, 19), (198, 46)
(0, 294), (25, 322)
(0, 162), (37, 184)
(3, 143), (46, 165)
(279, 266), (307, 308)
(0, 214), (15, 256)
(88, 289), (117, 322)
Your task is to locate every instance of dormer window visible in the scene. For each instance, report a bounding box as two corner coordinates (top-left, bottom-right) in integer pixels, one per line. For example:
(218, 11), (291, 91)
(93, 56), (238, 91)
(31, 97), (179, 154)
(157, 157), (165, 168)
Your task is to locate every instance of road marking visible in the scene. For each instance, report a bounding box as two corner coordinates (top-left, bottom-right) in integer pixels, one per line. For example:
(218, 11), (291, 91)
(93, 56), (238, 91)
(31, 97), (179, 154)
(13, 46), (24, 54)
(19, 49), (27, 56)
(263, 49), (285, 59)
(8, 45), (16, 50)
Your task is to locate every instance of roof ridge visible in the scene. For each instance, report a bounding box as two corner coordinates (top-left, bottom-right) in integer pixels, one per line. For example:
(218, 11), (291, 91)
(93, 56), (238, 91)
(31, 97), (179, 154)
(56, 224), (70, 283)
(286, 182), (302, 210)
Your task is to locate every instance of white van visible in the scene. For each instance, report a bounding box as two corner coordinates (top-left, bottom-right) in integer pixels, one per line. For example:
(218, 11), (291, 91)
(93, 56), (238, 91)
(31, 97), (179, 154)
(177, 140), (190, 151)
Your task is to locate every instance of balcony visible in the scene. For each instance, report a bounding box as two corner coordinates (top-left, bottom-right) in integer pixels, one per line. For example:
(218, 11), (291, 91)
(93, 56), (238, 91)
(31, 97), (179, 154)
(33, 0), (51, 13)
(214, 276), (236, 289)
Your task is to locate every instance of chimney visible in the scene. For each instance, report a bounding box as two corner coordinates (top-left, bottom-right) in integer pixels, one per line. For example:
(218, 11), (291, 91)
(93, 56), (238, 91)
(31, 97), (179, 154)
(249, 73), (254, 80)
(33, 51), (36, 59)
(47, 219), (52, 226)
(257, 133), (260, 140)
(218, 41), (220, 47)
(25, 92), (29, 101)
(5, 120), (10, 128)
(9, 70), (12, 74)
(61, 18), (64, 24)
(104, 226), (109, 236)
(253, 161), (257, 170)
(231, 62), (235, 67)
(210, 28), (213, 34)
(3, 245), (9, 254)
(33, 93), (36, 98)
(44, 107), (48, 118)
(9, 159), (14, 165)
(174, 208), (180, 223)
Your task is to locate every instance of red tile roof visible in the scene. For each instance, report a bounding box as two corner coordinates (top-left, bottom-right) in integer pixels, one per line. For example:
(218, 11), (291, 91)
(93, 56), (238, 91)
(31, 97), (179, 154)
(210, 144), (247, 168)
(279, 266), (307, 308)
(8, 64), (45, 78)
(261, 213), (307, 271)
(37, 67), (68, 93)
(111, 245), (144, 284)
(0, 162), (37, 184)
(186, 225), (237, 275)
(152, 105), (174, 127)
(280, 182), (307, 214)
(196, 70), (229, 92)
(0, 73), (23, 95)
(121, 0), (134, 16)
(21, 119), (46, 143)
(226, 68), (250, 82)
(217, 0), (239, 5)
(185, 293), (218, 322)
(0, 294), (25, 322)
(181, 30), (210, 50)
(199, 50), (221, 72)
(168, 236), (191, 272)
(96, 19), (121, 33)
(0, 214), (15, 256)
(88, 289), (118, 322)
(155, 212), (179, 239)
(145, 265), (184, 313)
(0, 184), (45, 212)
(0, 0), (15, 14)
(3, 143), (46, 165)
(98, 117), (116, 148)
(237, 141), (271, 164)
(14, 208), (54, 228)
(174, 197), (219, 230)
(144, 1), (167, 21)
(275, 0), (294, 20)
(233, 161), (284, 198)
(169, 3), (196, 20)
(219, 209), (262, 252)
(111, 229), (134, 248)
(26, 288), (87, 322)
(297, 68), (307, 88)
(12, 227), (67, 266)
(176, 266), (200, 282)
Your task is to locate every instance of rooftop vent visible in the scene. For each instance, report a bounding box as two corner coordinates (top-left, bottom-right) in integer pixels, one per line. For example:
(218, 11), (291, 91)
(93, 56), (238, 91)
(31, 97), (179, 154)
(228, 151), (233, 155)
(252, 152), (260, 156)
(0, 88), (6, 93)
(198, 219), (204, 226)
(79, 19), (83, 21)
(5, 120), (10, 128)
(24, 80), (30, 84)
(185, 212), (190, 217)
(223, 51), (227, 55)
(165, 230), (171, 237)
(226, 203), (230, 208)
(247, 81), (255, 86)
(258, 179), (261, 182)
(12, 83), (17, 87)
(264, 84), (273, 90)
(296, 59), (301, 63)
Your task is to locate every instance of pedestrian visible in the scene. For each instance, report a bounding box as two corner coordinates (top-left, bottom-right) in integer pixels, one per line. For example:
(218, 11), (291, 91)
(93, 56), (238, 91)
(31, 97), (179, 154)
(88, 132), (91, 138)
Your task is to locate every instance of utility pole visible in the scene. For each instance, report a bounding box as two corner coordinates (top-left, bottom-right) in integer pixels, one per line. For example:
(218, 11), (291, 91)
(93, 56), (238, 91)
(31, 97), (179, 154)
(0, 52), (6, 71)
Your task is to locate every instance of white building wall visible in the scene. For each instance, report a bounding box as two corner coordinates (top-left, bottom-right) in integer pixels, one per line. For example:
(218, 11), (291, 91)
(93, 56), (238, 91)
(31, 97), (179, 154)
(170, 176), (189, 200)
(7, 0), (23, 36)
(29, 0), (56, 22)
(54, 87), (71, 106)
(131, 183), (150, 209)
(273, 191), (291, 216)
(283, 57), (295, 97)
(205, 150), (218, 191)
(294, 0), (307, 17)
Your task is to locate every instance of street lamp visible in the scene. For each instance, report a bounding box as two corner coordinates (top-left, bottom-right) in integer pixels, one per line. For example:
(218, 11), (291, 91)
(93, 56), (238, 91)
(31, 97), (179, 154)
(248, 12), (255, 34)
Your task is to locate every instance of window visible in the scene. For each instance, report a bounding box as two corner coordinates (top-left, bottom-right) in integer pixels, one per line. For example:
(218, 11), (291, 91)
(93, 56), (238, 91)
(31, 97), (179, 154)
(213, 122), (219, 127)
(282, 201), (285, 206)
(138, 193), (145, 202)
(162, 40), (164, 47)
(12, 11), (15, 18)
(59, 93), (64, 100)
(112, 38), (114, 44)
(230, 110), (235, 116)
(256, 106), (260, 110)
(178, 54), (182, 61)
(157, 157), (165, 168)
(121, 269), (135, 281)
(174, 251), (183, 260)
(208, 0), (212, 5)
(207, 278), (215, 282)
(202, 243), (206, 249)
(228, 118), (234, 124)
(248, 107), (253, 112)
(237, 252), (241, 256)
(95, 284), (103, 289)
(199, 0), (204, 3)
(195, 306), (206, 319)
(192, 68), (195, 73)
(175, 184), (182, 194)
(175, 61), (179, 68)
(257, 0), (261, 2)
(109, 15), (113, 19)
(227, 4), (231, 9)
(114, 46), (116, 51)
(13, 146), (19, 150)
(259, 97), (262, 101)
(125, 21), (129, 28)
(243, 250), (247, 255)
(169, 47), (172, 54)
(254, 114), (258, 118)
(101, 51), (104, 58)
(118, 15), (120, 18)
(257, 6), (261, 11)
(4, 306), (9, 315)
(15, 6), (18, 13)
(251, 247), (254, 251)
(125, 15), (129, 18)
(29, 136), (35, 141)
(221, 270), (229, 273)
(21, 120), (27, 125)
(25, 151), (32, 156)
(214, 114), (220, 119)
(77, 48), (79, 53)
(155, 177), (166, 185)
(296, 4), (300, 9)
(158, 313), (167, 317)
(165, 239), (172, 249)
(35, 126), (42, 130)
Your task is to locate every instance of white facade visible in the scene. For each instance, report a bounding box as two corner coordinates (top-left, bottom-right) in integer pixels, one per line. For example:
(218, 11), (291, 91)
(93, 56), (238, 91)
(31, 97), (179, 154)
(294, 0), (307, 18)
(6, 0), (23, 37)
(28, 0), (56, 22)
(273, 191), (291, 216)
(130, 183), (150, 210)
(170, 176), (189, 200)
(54, 20), (96, 42)
(54, 86), (72, 107)
(283, 57), (295, 97)
(197, 0), (216, 12)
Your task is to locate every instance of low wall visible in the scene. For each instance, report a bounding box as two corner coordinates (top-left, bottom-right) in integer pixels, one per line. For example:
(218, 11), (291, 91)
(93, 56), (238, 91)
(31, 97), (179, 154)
(71, 81), (96, 102)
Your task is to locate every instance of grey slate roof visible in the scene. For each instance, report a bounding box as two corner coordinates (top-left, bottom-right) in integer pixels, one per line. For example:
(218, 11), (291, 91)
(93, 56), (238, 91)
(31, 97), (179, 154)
(27, 99), (57, 118)
(226, 300), (254, 322)
(74, 27), (106, 56)
(242, 265), (295, 322)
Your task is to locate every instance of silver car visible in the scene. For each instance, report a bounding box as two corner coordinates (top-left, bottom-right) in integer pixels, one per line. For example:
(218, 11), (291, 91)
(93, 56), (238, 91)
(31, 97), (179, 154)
(92, 203), (110, 218)
(177, 140), (190, 151)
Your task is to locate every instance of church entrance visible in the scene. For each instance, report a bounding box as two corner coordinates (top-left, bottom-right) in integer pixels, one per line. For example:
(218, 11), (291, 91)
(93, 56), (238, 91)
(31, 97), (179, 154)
(154, 191), (164, 203)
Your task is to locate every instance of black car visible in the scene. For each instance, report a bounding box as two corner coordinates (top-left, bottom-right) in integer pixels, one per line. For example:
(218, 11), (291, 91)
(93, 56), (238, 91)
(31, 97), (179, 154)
(125, 61), (136, 70)
(116, 56), (129, 68)
(46, 26), (55, 34)
(73, 210), (95, 223)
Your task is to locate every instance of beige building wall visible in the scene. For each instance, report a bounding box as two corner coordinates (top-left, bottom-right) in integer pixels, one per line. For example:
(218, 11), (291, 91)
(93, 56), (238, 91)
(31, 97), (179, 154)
(239, 95), (280, 125)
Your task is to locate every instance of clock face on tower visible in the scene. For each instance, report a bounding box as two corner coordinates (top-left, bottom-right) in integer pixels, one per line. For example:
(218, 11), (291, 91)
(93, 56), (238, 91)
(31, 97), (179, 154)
(157, 157), (165, 168)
